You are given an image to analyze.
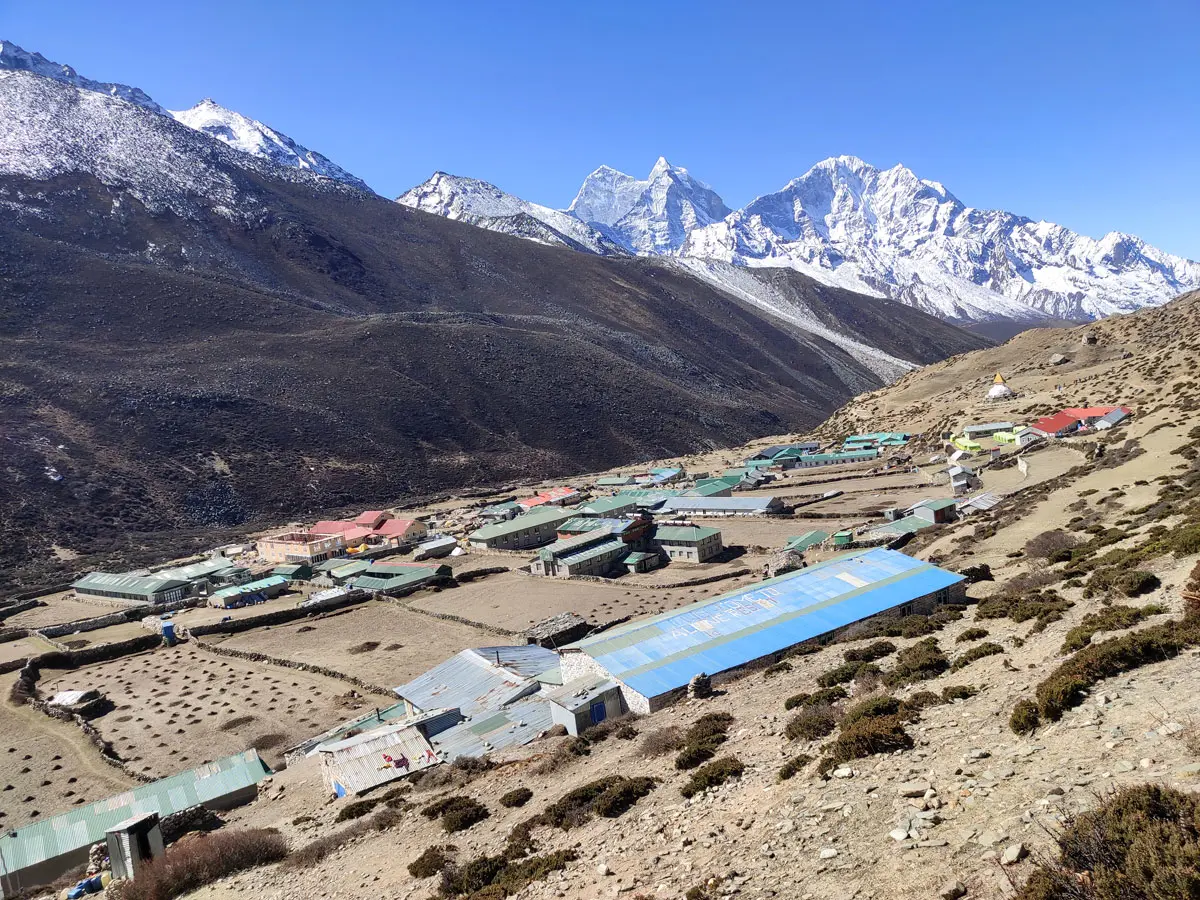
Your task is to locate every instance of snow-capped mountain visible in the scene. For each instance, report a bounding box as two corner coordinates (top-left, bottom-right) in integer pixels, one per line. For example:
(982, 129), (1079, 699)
(399, 155), (1200, 323)
(684, 155), (1200, 321)
(569, 157), (731, 254)
(170, 99), (370, 191)
(397, 172), (623, 255)
(0, 39), (370, 192)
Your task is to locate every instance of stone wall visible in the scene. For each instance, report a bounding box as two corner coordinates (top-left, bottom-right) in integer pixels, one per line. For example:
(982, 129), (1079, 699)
(0, 598), (40, 621)
(381, 594), (516, 637)
(39, 597), (202, 638)
(186, 591), (369, 638)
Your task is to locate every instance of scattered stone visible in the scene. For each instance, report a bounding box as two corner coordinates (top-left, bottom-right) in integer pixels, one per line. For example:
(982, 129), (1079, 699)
(898, 780), (932, 798)
(938, 879), (967, 900)
(818, 848), (839, 859)
(597, 863), (612, 877)
(889, 828), (909, 843)
(1001, 843), (1027, 866)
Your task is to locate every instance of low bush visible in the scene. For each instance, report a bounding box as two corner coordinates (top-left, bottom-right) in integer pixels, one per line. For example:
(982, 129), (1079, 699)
(783, 705), (837, 742)
(839, 695), (900, 728)
(593, 777), (656, 818)
(581, 714), (640, 744)
(1010, 699), (1039, 735)
(421, 796), (490, 833)
(335, 798), (378, 822)
(956, 626), (989, 643)
(109, 829), (288, 900)
(1061, 603), (1165, 653)
(777, 754), (812, 782)
(499, 788), (532, 809)
(680, 757), (744, 798)
(285, 822), (368, 870)
(842, 640), (896, 663)
(884, 638), (948, 686)
(941, 684), (977, 702)
(818, 715), (912, 776)
(903, 690), (945, 712)
(816, 660), (871, 687)
(960, 563), (994, 583)
(762, 660), (793, 679)
(1031, 618), (1200, 723)
(950, 642), (1005, 671)
(1116, 570), (1161, 597)
(369, 806), (406, 831)
(1025, 530), (1079, 560)
(639, 726), (684, 758)
(784, 685), (846, 711)
(674, 714), (734, 770)
(532, 736), (591, 775)
(1013, 784), (1200, 900)
(977, 590), (1073, 630)
(439, 849), (577, 898)
(408, 846), (452, 879)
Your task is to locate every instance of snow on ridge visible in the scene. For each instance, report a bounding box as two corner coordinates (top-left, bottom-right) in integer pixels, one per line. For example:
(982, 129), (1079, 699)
(0, 38), (162, 112)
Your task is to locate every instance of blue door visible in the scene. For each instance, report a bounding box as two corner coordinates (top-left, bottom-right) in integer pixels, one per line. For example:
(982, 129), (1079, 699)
(589, 700), (607, 726)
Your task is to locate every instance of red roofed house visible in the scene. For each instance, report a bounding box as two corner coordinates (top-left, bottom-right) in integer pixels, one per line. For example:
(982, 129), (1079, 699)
(517, 487), (582, 510)
(374, 518), (428, 547)
(355, 510), (393, 529)
(1062, 406), (1121, 426)
(1030, 412), (1082, 438)
(310, 520), (358, 536)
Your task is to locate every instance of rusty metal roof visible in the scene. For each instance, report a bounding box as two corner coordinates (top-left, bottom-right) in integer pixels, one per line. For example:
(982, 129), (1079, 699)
(393, 646), (556, 717)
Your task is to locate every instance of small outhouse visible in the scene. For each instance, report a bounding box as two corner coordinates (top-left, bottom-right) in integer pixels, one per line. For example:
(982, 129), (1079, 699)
(546, 677), (625, 735)
(106, 812), (165, 881)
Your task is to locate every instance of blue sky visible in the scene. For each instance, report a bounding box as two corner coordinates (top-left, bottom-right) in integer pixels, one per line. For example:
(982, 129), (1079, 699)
(4, 0), (1198, 257)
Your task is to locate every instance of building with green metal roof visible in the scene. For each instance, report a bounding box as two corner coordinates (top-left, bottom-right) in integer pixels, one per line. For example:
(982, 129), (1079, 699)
(575, 495), (640, 517)
(789, 449), (879, 469)
(208, 575), (289, 608)
(784, 531), (830, 553)
(71, 572), (190, 604)
(352, 563), (451, 595)
(531, 529), (631, 577)
(272, 562), (313, 581)
(468, 506), (577, 550)
(0, 750), (271, 893)
(653, 524), (723, 562)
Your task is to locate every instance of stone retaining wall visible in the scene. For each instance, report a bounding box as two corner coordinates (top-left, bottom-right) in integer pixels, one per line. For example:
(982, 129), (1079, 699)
(453, 566), (511, 582)
(190, 637), (395, 697)
(39, 597), (202, 639)
(382, 594), (517, 637)
(186, 591), (369, 638)
(0, 598), (40, 621)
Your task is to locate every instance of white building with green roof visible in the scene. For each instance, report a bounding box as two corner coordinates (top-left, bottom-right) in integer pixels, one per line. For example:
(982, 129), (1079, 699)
(653, 524), (723, 562)
(71, 572), (190, 604)
(468, 505), (577, 550)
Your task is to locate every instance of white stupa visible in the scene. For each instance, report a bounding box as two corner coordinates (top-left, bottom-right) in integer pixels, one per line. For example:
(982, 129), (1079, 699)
(987, 373), (1015, 400)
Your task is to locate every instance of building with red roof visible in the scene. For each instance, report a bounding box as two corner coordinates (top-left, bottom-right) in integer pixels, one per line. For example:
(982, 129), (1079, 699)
(355, 510), (392, 529)
(1030, 412), (1082, 438)
(373, 518), (428, 546)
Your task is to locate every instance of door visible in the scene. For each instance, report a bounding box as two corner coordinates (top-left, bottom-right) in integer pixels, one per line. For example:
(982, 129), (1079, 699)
(589, 700), (607, 726)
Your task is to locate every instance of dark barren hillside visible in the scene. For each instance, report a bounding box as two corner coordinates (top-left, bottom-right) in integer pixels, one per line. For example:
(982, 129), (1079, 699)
(0, 71), (986, 589)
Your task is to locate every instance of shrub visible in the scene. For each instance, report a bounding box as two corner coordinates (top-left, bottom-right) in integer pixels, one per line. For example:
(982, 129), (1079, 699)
(777, 754), (813, 782)
(762, 660), (793, 679)
(639, 726), (684, 757)
(593, 777), (656, 817)
(1115, 570), (1161, 597)
(884, 638), (948, 686)
(818, 717), (911, 776)
(1013, 784), (1200, 900)
(1061, 603), (1164, 653)
(950, 642), (1004, 671)
(108, 830), (288, 900)
(1025, 530), (1078, 559)
(532, 736), (591, 775)
(941, 684), (977, 702)
(784, 685), (846, 711)
(842, 640), (896, 663)
(581, 714), (640, 744)
(904, 690), (946, 712)
(817, 660), (870, 687)
(1010, 699), (1039, 734)
(960, 563), (994, 583)
(839, 696), (901, 728)
(499, 788), (532, 808)
(956, 626), (989, 643)
(1032, 618), (1200, 722)
(409, 846), (452, 879)
(442, 799), (490, 833)
(783, 705), (837, 742)
(335, 798), (379, 822)
(680, 757), (744, 798)
(285, 822), (368, 870)
(674, 714), (734, 769)
(369, 806), (406, 831)
(613, 723), (638, 740)
(439, 849), (577, 898)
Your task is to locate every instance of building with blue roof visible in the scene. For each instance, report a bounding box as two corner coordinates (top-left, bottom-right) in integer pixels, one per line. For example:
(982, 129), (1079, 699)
(558, 548), (965, 713)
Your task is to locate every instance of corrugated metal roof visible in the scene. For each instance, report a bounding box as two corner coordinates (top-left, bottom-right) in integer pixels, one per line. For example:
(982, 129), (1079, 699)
(794, 450), (879, 462)
(958, 492), (1002, 512)
(538, 528), (613, 561)
(155, 558), (237, 582)
(544, 676), (620, 711)
(962, 422), (1014, 435)
(393, 646), (556, 716)
(469, 506), (576, 541)
(71, 572), (189, 596)
(576, 495), (640, 515)
(566, 548), (963, 701)
(0, 750), (270, 875)
(320, 723), (440, 795)
(661, 496), (779, 513)
(909, 498), (958, 512)
(784, 531), (829, 552)
(427, 694), (554, 760)
(683, 482), (734, 497)
(212, 575), (288, 599)
(655, 525), (721, 543)
(557, 538), (627, 567)
(870, 516), (933, 536)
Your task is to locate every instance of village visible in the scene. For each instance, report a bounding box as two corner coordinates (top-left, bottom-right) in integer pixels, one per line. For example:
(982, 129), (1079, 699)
(0, 359), (1141, 898)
